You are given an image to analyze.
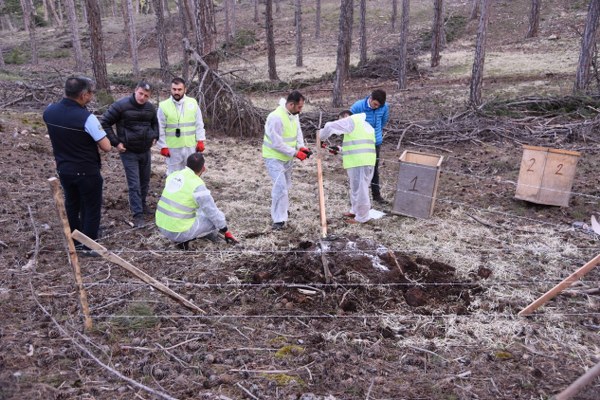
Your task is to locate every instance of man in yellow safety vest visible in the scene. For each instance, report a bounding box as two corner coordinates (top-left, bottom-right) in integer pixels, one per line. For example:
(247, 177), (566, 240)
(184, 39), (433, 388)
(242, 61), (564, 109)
(319, 110), (376, 224)
(155, 153), (237, 250)
(262, 91), (312, 231)
(157, 77), (206, 175)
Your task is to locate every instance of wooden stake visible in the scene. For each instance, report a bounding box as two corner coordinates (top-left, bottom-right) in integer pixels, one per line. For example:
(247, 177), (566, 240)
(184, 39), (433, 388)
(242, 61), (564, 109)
(47, 177), (93, 331)
(519, 253), (600, 316)
(71, 230), (206, 314)
(555, 360), (600, 400)
(316, 129), (327, 238)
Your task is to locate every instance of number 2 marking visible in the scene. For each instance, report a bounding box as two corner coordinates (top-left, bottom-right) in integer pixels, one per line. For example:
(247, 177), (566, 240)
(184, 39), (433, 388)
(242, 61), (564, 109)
(555, 164), (563, 175)
(527, 158), (536, 172)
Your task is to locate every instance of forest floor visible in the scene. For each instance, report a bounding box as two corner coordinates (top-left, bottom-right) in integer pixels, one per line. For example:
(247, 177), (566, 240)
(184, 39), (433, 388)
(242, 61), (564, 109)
(1, 1), (600, 399)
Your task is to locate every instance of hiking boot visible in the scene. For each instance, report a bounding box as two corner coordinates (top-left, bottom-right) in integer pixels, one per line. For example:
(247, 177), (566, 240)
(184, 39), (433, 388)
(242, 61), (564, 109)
(272, 222), (286, 231)
(133, 214), (146, 228)
(373, 195), (389, 205)
(176, 240), (191, 251)
(142, 204), (153, 215)
(200, 231), (221, 243)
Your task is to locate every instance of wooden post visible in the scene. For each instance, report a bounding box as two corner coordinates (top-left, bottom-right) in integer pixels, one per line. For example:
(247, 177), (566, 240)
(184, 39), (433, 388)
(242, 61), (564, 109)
(519, 253), (600, 316)
(47, 177), (93, 331)
(554, 360), (600, 400)
(316, 129), (328, 239)
(71, 230), (206, 314)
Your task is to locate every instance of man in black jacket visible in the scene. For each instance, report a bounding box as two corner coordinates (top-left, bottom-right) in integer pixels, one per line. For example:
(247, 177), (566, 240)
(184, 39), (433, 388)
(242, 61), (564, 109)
(101, 81), (159, 227)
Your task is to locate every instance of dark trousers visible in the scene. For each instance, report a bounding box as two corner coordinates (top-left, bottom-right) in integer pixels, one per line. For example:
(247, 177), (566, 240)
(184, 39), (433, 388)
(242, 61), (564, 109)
(59, 172), (103, 241)
(120, 150), (151, 216)
(371, 145), (382, 198)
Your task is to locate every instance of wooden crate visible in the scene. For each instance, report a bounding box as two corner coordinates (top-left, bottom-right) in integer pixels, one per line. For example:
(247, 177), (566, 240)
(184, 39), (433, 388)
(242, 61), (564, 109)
(515, 145), (581, 207)
(391, 150), (444, 219)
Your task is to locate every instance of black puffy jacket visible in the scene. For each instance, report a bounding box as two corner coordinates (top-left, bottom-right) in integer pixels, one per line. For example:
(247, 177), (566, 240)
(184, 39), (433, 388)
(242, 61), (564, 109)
(101, 94), (158, 153)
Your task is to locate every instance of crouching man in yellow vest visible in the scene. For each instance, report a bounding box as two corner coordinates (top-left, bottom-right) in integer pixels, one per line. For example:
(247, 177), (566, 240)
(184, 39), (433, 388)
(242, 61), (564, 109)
(319, 111), (376, 224)
(262, 91), (312, 231)
(157, 77), (206, 175)
(155, 153), (237, 250)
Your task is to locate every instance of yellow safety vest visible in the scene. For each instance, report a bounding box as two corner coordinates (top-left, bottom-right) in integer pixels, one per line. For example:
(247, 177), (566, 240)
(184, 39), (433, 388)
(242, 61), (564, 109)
(159, 96), (199, 149)
(342, 115), (376, 169)
(262, 105), (298, 161)
(155, 167), (203, 233)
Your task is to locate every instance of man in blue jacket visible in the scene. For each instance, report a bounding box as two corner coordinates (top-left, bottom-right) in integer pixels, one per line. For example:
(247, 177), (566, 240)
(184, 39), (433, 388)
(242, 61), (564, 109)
(350, 89), (389, 204)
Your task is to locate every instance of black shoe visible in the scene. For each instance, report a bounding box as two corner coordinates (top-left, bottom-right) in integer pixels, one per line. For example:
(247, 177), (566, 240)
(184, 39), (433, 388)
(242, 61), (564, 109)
(78, 249), (100, 258)
(133, 214), (146, 228)
(373, 195), (389, 205)
(142, 204), (153, 215)
(176, 240), (191, 251)
(272, 222), (286, 231)
(200, 231), (221, 243)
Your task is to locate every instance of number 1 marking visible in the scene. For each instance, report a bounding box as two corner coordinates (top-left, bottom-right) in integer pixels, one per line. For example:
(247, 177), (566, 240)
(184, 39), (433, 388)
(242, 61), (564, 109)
(409, 176), (418, 191)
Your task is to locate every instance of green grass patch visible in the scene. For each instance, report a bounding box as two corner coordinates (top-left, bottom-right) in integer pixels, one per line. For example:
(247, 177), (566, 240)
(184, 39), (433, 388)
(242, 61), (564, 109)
(274, 344), (304, 359)
(261, 373), (305, 387)
(112, 302), (158, 332)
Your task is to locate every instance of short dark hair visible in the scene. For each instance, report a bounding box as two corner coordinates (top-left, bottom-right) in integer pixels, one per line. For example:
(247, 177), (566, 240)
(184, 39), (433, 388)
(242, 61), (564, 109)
(186, 152), (205, 173)
(171, 77), (186, 87)
(371, 89), (386, 105)
(338, 110), (353, 119)
(65, 76), (94, 99)
(136, 80), (152, 91)
(286, 90), (305, 104)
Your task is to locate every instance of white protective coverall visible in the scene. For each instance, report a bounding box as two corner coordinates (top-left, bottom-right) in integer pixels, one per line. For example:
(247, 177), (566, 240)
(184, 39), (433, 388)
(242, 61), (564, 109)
(157, 179), (227, 243)
(263, 99), (306, 224)
(157, 95), (206, 175)
(320, 113), (375, 223)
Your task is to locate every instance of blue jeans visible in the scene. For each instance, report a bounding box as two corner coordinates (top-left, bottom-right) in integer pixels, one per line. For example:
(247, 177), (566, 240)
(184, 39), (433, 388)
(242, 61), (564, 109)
(58, 172), (103, 241)
(120, 150), (151, 216)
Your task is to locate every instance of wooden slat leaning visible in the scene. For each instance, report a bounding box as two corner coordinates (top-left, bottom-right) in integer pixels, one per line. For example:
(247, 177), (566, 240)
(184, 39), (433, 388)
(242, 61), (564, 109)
(71, 230), (206, 315)
(47, 177), (93, 331)
(519, 253), (600, 316)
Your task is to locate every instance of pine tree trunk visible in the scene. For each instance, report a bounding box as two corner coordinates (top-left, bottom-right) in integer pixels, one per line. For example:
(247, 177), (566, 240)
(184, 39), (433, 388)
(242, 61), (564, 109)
(359, 0), (367, 66)
(224, 0), (231, 44)
(64, 0), (84, 72)
(470, 0), (479, 21)
(152, 0), (170, 83)
(84, 0), (109, 91)
(526, 0), (541, 38)
(275, 0), (280, 15)
(81, 0), (88, 22)
(469, 0), (491, 106)
(295, 0), (303, 67)
(20, 0), (38, 65)
(574, 0), (600, 93)
(111, 0), (117, 17)
(254, 0), (259, 23)
(397, 0), (409, 89)
(164, 0), (171, 18)
(391, 0), (397, 31)
(123, 0), (140, 78)
(343, 0), (353, 81)
(196, 0), (217, 68)
(177, 0), (190, 81)
(184, 0), (200, 51)
(431, 0), (443, 67)
(315, 0), (321, 38)
(333, 0), (353, 107)
(231, 0), (236, 39)
(266, 0), (278, 80)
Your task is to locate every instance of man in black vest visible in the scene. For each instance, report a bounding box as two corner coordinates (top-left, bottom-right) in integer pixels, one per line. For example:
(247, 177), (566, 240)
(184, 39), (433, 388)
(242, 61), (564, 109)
(101, 81), (158, 228)
(44, 77), (112, 251)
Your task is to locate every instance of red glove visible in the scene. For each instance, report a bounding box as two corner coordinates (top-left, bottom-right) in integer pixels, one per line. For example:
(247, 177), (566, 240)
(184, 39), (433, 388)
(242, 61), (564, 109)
(196, 140), (205, 152)
(160, 148), (170, 157)
(224, 231), (238, 244)
(328, 145), (340, 155)
(299, 147), (312, 158)
(295, 150), (308, 161)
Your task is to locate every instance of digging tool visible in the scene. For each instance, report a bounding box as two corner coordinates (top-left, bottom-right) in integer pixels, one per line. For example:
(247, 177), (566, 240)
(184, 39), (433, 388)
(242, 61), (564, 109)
(316, 111), (333, 284)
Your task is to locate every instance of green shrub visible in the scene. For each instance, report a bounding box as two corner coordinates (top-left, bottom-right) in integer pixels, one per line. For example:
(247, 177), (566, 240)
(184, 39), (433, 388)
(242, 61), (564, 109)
(5, 48), (26, 65)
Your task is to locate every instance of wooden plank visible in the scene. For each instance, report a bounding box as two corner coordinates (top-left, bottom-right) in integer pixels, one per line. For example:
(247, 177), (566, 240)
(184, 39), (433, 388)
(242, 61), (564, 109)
(555, 360), (600, 400)
(47, 177), (93, 331)
(518, 253), (600, 316)
(71, 230), (206, 314)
